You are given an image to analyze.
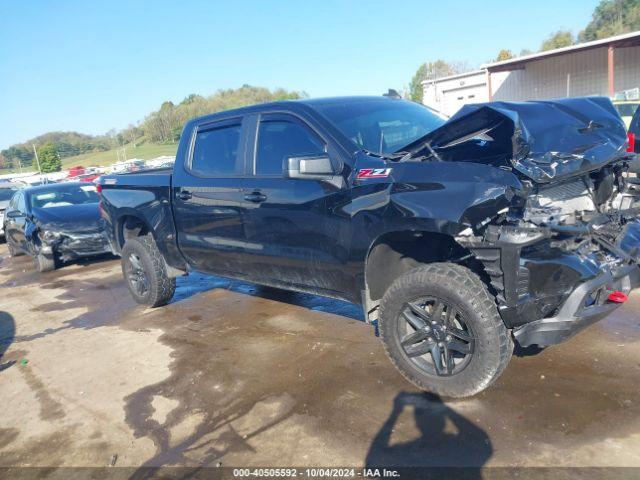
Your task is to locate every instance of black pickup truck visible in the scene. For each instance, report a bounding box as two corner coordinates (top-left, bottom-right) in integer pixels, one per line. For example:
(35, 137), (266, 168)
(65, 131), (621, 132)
(98, 95), (640, 397)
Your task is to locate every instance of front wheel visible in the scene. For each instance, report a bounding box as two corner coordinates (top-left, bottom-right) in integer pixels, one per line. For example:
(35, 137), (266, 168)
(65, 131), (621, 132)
(121, 234), (176, 307)
(34, 252), (56, 272)
(6, 238), (24, 257)
(379, 263), (513, 398)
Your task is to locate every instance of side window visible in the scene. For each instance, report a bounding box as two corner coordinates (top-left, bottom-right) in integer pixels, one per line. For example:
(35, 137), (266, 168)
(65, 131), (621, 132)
(17, 192), (26, 212)
(256, 118), (325, 175)
(191, 122), (242, 177)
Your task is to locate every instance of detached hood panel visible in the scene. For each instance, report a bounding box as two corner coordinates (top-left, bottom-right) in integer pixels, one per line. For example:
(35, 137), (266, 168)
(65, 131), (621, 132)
(415, 97), (628, 183)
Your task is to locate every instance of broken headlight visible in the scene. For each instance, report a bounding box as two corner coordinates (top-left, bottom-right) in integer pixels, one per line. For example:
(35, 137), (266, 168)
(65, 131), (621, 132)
(41, 230), (62, 244)
(495, 225), (550, 245)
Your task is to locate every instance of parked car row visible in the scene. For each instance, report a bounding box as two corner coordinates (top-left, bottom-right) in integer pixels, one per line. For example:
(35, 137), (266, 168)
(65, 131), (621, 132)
(0, 156), (177, 271)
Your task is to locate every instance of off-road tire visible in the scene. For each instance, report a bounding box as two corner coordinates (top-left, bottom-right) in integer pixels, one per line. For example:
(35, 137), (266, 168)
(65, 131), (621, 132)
(379, 262), (513, 398)
(121, 234), (175, 307)
(34, 252), (56, 272)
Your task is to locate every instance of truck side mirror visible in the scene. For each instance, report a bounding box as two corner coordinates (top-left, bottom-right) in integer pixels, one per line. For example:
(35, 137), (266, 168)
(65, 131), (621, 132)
(285, 155), (336, 180)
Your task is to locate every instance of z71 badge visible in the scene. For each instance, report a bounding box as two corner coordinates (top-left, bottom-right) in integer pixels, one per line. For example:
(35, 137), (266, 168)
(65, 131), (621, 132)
(356, 168), (392, 179)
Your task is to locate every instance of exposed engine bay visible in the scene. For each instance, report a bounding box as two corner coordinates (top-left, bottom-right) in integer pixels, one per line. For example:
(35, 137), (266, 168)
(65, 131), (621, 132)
(404, 96), (640, 271)
(454, 161), (640, 346)
(419, 96), (640, 345)
(505, 163), (640, 263)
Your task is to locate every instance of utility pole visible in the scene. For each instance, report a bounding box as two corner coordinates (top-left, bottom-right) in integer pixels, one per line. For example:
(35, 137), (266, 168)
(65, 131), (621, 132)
(32, 144), (42, 173)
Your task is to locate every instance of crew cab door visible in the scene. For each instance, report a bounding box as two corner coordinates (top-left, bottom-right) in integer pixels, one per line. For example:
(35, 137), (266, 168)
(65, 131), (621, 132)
(172, 116), (249, 275)
(240, 112), (354, 300)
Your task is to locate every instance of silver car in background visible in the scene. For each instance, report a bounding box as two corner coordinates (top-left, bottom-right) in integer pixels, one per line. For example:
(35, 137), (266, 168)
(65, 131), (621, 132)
(0, 183), (22, 240)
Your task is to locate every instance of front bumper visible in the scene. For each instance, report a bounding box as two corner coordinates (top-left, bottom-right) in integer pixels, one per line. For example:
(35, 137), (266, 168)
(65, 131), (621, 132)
(461, 219), (640, 347)
(513, 263), (640, 346)
(42, 231), (112, 261)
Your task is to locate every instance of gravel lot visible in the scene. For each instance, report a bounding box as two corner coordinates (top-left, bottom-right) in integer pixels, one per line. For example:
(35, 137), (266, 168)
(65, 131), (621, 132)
(1, 242), (640, 473)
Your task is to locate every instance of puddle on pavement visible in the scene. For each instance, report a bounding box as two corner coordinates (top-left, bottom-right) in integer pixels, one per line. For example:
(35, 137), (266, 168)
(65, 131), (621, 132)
(597, 298), (640, 341)
(174, 272), (364, 321)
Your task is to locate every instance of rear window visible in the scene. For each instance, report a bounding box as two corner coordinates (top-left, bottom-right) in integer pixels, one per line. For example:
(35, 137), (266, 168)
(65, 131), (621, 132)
(615, 103), (640, 118)
(191, 122), (241, 176)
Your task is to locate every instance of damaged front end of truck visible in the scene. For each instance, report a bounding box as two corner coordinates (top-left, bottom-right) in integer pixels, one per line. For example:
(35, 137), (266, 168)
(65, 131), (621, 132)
(407, 97), (640, 346)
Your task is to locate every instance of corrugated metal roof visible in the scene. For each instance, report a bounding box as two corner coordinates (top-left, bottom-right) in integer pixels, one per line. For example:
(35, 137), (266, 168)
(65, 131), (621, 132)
(483, 30), (640, 72)
(420, 69), (485, 85)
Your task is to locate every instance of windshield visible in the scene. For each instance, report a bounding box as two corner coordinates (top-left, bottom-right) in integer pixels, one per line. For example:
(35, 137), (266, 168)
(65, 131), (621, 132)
(313, 99), (446, 155)
(0, 187), (19, 202)
(29, 184), (99, 209)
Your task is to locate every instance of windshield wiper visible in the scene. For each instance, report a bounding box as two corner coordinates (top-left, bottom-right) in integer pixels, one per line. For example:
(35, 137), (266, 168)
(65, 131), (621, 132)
(396, 140), (441, 162)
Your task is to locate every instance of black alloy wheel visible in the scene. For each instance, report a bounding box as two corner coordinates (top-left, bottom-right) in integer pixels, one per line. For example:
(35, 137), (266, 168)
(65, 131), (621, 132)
(398, 298), (475, 377)
(125, 252), (150, 297)
(378, 263), (513, 398)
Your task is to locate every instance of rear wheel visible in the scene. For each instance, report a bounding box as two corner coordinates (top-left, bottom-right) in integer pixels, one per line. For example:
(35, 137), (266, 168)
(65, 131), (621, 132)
(121, 234), (175, 307)
(379, 263), (513, 398)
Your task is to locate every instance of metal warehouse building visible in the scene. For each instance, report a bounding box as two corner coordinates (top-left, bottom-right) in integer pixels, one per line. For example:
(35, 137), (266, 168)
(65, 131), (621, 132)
(422, 30), (640, 116)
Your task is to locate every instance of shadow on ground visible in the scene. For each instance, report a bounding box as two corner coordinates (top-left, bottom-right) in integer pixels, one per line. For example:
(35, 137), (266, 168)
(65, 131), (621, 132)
(366, 392), (491, 472)
(0, 311), (15, 372)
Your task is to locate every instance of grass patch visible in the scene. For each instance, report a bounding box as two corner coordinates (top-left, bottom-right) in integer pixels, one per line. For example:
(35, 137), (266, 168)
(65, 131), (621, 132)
(0, 143), (178, 174)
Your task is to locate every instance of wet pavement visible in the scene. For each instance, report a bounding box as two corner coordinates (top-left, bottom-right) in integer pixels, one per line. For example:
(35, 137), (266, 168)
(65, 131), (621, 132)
(1, 242), (640, 473)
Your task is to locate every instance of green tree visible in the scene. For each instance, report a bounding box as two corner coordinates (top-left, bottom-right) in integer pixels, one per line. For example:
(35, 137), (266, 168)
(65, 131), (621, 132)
(1, 86), (306, 168)
(540, 30), (575, 51)
(140, 86), (305, 143)
(122, 124), (143, 148)
(579, 0), (640, 41)
(1, 145), (33, 168)
(38, 143), (62, 173)
(495, 49), (514, 61)
(409, 60), (468, 103)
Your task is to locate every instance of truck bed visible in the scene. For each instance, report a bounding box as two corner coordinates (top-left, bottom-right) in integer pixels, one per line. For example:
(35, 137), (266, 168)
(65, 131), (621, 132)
(98, 170), (186, 271)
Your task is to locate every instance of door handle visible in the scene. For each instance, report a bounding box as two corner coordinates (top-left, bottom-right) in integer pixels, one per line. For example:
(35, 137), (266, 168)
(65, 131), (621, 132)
(177, 190), (192, 201)
(244, 192), (267, 203)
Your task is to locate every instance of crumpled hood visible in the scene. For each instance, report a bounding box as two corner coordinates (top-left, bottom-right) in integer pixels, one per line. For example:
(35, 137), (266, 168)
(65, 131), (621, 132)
(411, 97), (628, 183)
(32, 203), (102, 232)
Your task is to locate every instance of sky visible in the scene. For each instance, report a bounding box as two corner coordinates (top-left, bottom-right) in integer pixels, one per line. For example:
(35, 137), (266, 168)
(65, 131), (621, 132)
(0, 0), (600, 150)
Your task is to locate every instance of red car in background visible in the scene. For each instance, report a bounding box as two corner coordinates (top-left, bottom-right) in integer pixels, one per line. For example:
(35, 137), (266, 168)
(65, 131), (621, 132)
(77, 173), (101, 183)
(67, 165), (86, 178)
